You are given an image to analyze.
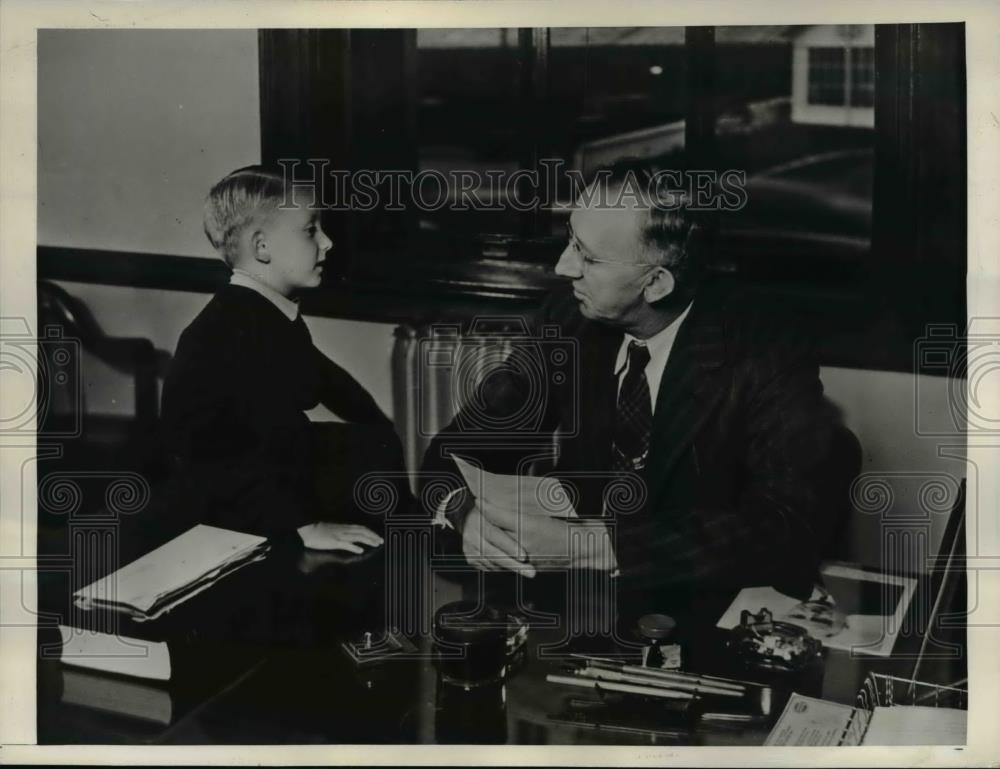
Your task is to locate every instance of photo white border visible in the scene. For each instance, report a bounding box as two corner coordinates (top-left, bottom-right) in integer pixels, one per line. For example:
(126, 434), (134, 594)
(2, 0), (998, 765)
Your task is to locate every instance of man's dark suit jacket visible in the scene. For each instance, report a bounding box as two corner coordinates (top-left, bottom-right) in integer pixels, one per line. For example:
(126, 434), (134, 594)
(160, 285), (400, 541)
(422, 285), (845, 612)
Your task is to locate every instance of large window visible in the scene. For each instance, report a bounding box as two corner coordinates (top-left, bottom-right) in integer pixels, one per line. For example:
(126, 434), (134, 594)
(267, 26), (883, 294)
(256, 23), (966, 364)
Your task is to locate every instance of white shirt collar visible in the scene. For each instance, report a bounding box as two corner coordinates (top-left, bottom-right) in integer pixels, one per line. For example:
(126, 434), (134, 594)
(614, 301), (693, 414)
(229, 268), (300, 321)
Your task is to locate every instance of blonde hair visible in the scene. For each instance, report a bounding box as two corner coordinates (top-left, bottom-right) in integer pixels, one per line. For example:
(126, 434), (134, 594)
(203, 165), (289, 267)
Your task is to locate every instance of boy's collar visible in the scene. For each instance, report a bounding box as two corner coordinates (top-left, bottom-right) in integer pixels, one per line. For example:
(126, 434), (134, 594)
(229, 268), (300, 321)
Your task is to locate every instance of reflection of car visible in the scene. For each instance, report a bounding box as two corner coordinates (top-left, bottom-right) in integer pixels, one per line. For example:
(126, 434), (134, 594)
(737, 149), (872, 236)
(718, 148), (872, 278)
(409, 144), (874, 296)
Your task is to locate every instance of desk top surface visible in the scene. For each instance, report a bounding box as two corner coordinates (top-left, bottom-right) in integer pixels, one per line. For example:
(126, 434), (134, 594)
(37, 544), (964, 746)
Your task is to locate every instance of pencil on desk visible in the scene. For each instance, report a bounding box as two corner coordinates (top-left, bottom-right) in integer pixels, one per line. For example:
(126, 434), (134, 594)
(583, 660), (746, 695)
(569, 654), (756, 691)
(575, 666), (744, 698)
(546, 673), (695, 700)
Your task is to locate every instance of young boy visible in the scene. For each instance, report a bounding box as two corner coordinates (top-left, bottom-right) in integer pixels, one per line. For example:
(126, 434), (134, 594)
(160, 165), (388, 551)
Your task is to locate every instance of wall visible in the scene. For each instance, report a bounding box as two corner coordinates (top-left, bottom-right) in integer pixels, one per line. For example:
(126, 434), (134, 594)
(38, 29), (397, 420)
(38, 30), (260, 258)
(821, 366), (966, 572)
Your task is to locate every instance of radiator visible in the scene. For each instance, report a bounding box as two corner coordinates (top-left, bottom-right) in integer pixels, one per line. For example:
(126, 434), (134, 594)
(391, 323), (515, 485)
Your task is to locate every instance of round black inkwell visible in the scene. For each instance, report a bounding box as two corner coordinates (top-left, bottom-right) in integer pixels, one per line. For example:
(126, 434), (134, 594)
(433, 600), (510, 743)
(638, 612), (678, 668)
(433, 600), (509, 687)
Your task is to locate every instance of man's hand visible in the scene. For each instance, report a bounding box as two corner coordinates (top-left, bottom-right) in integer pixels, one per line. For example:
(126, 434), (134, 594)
(460, 502), (537, 578)
(480, 501), (617, 573)
(297, 522), (384, 553)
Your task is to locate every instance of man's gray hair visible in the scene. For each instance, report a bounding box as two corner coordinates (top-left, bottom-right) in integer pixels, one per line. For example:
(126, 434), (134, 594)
(590, 158), (704, 291)
(641, 204), (703, 290)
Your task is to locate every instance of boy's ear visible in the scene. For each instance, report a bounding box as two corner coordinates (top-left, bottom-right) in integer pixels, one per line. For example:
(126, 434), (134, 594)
(251, 229), (271, 264)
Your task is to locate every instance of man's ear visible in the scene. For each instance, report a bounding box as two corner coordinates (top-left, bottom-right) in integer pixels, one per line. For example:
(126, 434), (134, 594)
(250, 229), (271, 264)
(643, 266), (675, 304)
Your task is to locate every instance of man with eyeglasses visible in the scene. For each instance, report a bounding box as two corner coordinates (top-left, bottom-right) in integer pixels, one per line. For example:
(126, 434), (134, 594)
(422, 165), (846, 620)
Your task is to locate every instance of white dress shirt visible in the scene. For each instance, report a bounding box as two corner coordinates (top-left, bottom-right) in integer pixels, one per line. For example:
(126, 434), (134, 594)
(613, 301), (693, 414)
(229, 268), (300, 321)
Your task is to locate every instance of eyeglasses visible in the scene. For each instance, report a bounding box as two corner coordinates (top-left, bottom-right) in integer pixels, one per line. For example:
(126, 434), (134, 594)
(564, 223), (664, 268)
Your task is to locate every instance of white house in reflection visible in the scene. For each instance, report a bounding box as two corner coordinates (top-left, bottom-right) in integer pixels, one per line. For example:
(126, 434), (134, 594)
(792, 25), (876, 128)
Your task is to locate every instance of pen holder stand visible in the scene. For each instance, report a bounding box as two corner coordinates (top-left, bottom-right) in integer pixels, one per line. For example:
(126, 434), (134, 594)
(725, 608), (823, 674)
(341, 630), (418, 667)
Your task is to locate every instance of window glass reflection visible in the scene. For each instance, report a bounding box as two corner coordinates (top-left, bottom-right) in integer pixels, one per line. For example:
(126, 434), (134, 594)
(416, 28), (522, 240)
(715, 25), (875, 278)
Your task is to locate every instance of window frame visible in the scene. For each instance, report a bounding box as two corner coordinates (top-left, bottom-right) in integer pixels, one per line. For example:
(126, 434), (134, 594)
(850, 46), (876, 107)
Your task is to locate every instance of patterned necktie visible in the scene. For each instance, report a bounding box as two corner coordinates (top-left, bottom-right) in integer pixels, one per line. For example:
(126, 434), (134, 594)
(612, 341), (652, 472)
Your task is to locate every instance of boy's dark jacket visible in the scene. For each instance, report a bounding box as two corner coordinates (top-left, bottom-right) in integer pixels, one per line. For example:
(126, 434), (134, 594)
(160, 285), (402, 540)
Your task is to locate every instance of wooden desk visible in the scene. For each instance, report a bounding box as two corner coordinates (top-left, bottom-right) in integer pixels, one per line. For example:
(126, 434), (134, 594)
(37, 548), (966, 745)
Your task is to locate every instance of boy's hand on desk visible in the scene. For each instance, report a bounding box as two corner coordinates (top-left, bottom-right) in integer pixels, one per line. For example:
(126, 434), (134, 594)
(296, 522), (384, 553)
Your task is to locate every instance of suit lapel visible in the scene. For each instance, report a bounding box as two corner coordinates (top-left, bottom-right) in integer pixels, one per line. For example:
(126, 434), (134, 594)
(647, 299), (729, 497)
(568, 298), (729, 505)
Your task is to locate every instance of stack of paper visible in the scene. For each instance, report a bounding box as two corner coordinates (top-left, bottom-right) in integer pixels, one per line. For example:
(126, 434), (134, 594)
(59, 624), (172, 680)
(861, 705), (967, 746)
(764, 693), (856, 746)
(74, 525), (269, 622)
(766, 694), (968, 747)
